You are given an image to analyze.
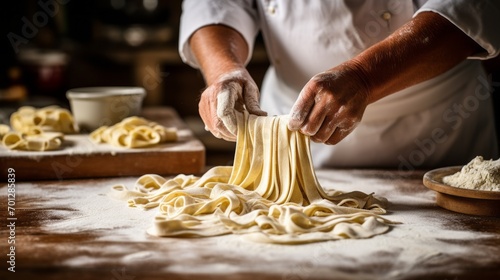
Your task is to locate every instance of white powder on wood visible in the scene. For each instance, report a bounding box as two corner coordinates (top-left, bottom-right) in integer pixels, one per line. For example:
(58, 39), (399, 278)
(7, 170), (498, 278)
(443, 156), (500, 191)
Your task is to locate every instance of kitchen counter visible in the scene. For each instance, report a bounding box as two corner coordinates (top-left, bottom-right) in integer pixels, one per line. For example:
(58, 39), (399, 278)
(1, 169), (499, 280)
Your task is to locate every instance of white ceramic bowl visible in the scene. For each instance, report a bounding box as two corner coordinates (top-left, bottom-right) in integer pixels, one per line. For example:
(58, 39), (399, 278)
(66, 87), (146, 132)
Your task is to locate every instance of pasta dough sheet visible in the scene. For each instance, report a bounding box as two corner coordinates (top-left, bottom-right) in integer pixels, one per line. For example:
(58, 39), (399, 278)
(112, 112), (393, 244)
(90, 116), (178, 148)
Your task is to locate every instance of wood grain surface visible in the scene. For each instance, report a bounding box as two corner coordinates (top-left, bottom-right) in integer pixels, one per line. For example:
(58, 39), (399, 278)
(0, 107), (205, 181)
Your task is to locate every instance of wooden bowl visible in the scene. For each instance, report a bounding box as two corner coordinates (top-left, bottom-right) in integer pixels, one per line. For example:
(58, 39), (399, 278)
(423, 166), (500, 217)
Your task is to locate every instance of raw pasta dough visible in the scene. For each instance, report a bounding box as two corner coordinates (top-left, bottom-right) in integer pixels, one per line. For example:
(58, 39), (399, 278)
(90, 116), (177, 148)
(2, 106), (76, 151)
(10, 106), (78, 134)
(113, 112), (392, 244)
(3, 131), (64, 151)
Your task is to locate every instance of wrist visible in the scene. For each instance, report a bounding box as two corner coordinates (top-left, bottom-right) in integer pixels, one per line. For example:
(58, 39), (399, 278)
(339, 59), (374, 105)
(205, 64), (247, 86)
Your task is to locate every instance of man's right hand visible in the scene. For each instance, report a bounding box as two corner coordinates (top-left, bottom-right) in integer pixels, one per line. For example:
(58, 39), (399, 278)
(189, 24), (267, 141)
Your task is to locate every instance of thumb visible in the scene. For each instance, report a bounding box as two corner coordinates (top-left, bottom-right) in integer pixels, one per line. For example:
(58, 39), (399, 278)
(216, 82), (240, 136)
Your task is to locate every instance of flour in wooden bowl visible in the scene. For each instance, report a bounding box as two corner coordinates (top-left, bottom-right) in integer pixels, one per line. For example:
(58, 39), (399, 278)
(443, 156), (500, 191)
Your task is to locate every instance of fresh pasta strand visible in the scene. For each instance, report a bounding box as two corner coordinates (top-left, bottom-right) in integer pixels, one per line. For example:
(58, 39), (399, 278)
(112, 112), (394, 244)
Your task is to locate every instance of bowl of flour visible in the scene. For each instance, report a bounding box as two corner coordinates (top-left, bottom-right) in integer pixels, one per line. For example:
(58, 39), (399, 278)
(423, 156), (500, 216)
(442, 156), (500, 192)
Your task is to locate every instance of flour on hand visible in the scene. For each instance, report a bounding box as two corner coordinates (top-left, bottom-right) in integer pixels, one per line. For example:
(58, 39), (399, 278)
(443, 156), (500, 192)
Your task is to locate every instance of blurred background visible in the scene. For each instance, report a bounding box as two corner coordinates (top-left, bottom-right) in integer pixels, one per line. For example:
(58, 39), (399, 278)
(1, 0), (499, 162)
(0, 0), (269, 165)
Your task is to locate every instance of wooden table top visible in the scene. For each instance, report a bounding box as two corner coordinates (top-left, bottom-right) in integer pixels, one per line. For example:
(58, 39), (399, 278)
(1, 169), (499, 280)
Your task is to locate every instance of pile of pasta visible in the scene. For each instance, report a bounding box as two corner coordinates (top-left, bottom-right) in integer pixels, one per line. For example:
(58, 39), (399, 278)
(90, 116), (177, 148)
(1, 106), (78, 151)
(112, 112), (393, 244)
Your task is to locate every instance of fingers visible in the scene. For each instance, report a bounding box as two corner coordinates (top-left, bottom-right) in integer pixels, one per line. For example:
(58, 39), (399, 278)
(216, 82), (240, 136)
(310, 115), (359, 145)
(244, 82), (268, 116)
(199, 68), (266, 142)
(298, 102), (361, 145)
(207, 115), (237, 142)
(199, 86), (236, 142)
(298, 107), (326, 137)
(287, 70), (366, 145)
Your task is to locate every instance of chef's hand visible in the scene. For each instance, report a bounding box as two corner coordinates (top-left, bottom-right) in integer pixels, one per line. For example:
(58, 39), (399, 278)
(288, 11), (484, 145)
(288, 63), (370, 145)
(188, 25), (267, 141)
(199, 68), (267, 141)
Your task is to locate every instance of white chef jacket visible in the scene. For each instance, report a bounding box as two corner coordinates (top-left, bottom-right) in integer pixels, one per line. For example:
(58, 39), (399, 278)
(179, 0), (500, 169)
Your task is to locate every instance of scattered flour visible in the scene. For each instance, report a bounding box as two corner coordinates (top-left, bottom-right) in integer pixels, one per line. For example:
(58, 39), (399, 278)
(443, 156), (500, 191)
(5, 169), (498, 279)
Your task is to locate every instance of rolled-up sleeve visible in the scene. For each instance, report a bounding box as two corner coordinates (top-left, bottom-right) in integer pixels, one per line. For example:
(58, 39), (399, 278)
(179, 0), (260, 68)
(415, 0), (500, 60)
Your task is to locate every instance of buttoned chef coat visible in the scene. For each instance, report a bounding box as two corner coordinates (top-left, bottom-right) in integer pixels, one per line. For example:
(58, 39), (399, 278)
(179, 0), (500, 169)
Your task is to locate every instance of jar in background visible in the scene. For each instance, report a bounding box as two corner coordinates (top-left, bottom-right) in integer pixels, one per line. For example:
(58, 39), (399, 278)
(19, 49), (68, 102)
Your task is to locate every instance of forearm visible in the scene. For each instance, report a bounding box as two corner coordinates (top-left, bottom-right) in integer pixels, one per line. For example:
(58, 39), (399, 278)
(189, 25), (249, 85)
(349, 11), (484, 104)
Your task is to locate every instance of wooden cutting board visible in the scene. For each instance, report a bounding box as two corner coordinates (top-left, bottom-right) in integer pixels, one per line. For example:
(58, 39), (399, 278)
(0, 107), (205, 181)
